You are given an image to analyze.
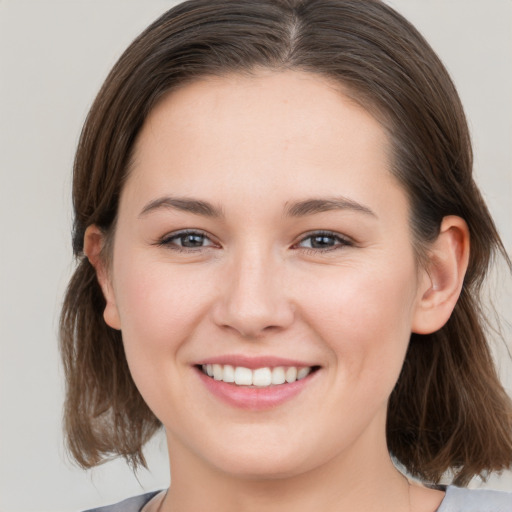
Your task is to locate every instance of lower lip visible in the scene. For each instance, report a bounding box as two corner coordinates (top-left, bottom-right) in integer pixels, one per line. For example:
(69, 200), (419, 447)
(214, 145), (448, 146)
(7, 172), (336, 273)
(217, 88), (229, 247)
(196, 368), (317, 410)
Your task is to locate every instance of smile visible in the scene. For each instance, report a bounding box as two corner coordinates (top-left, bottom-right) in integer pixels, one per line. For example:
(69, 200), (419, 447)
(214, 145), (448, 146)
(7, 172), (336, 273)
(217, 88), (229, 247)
(200, 364), (314, 387)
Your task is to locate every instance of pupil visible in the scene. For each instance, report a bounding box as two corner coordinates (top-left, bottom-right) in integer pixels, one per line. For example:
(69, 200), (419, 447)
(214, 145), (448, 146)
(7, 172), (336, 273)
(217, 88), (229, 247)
(182, 234), (203, 247)
(311, 235), (333, 248)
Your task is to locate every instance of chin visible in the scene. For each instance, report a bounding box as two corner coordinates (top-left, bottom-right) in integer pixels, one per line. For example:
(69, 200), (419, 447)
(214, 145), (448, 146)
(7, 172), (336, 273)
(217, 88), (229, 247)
(198, 435), (327, 481)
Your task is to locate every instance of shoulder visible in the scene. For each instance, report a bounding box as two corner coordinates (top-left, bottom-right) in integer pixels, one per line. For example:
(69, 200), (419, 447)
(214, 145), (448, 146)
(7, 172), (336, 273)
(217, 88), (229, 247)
(437, 485), (512, 512)
(82, 491), (161, 512)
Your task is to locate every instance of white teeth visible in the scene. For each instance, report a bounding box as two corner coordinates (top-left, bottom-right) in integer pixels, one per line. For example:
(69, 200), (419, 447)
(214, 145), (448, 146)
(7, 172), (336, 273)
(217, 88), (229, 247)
(253, 367), (272, 387)
(234, 367), (253, 385)
(297, 367), (311, 380)
(213, 364), (223, 381)
(201, 364), (314, 387)
(223, 364), (235, 383)
(285, 366), (297, 383)
(271, 366), (286, 385)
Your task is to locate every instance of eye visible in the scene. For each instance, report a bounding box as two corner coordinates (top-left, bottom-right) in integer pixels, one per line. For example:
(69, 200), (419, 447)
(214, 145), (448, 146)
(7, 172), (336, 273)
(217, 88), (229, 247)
(158, 230), (216, 251)
(296, 231), (352, 251)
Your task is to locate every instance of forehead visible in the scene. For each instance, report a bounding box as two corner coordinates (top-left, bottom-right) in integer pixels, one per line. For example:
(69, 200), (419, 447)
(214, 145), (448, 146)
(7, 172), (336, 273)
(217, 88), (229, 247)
(124, 70), (403, 218)
(138, 70), (385, 152)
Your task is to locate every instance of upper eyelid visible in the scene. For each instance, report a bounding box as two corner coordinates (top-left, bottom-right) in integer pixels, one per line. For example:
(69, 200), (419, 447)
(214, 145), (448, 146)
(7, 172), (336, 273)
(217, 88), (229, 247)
(159, 229), (217, 245)
(295, 230), (352, 244)
(162, 228), (210, 239)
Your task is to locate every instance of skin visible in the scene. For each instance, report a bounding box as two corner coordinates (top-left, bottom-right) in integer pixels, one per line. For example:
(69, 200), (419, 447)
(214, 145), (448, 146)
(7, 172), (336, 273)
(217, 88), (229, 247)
(86, 70), (469, 512)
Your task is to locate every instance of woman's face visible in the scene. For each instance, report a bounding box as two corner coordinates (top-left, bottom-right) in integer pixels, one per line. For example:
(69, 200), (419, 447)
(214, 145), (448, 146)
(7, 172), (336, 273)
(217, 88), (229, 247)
(101, 71), (430, 478)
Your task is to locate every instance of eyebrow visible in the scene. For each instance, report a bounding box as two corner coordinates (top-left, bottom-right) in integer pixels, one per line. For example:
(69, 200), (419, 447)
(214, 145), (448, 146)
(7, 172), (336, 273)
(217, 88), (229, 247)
(285, 197), (377, 218)
(138, 195), (376, 219)
(139, 196), (224, 218)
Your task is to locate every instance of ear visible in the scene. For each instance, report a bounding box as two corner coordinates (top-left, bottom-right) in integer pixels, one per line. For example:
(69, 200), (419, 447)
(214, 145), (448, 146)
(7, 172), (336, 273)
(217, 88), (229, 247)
(412, 216), (470, 334)
(83, 225), (121, 330)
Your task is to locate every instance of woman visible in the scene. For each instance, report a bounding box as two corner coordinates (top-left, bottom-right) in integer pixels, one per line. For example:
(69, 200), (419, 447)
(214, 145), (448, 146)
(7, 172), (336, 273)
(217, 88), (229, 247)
(60, 1), (512, 510)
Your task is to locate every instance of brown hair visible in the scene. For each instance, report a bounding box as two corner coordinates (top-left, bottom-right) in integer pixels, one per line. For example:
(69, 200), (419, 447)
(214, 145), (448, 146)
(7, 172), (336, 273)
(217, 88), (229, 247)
(60, 0), (512, 484)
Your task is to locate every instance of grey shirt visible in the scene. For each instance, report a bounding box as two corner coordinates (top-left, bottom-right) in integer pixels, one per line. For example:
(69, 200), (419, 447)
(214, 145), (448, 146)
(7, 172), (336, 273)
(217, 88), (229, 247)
(437, 486), (512, 512)
(83, 486), (512, 512)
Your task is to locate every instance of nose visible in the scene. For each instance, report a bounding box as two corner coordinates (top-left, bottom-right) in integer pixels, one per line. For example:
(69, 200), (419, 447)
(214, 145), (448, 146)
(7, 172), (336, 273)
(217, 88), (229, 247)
(211, 246), (295, 339)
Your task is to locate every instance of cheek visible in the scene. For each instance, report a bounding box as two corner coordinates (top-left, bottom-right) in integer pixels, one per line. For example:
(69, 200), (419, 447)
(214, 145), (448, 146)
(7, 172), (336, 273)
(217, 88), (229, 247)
(110, 255), (220, 417)
(299, 259), (418, 385)
(112, 254), (215, 357)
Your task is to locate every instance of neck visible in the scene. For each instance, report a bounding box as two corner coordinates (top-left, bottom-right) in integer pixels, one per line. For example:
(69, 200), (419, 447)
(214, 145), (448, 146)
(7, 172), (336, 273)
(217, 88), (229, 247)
(162, 429), (410, 512)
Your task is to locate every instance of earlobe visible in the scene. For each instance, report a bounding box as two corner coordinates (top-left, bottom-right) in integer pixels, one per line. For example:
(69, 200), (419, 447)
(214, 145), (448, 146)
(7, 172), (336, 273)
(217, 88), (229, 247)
(412, 216), (470, 335)
(83, 225), (121, 330)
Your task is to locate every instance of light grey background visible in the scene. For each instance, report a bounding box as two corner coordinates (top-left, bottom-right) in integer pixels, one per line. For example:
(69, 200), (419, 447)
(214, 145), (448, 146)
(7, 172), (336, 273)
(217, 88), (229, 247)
(0, 1), (511, 511)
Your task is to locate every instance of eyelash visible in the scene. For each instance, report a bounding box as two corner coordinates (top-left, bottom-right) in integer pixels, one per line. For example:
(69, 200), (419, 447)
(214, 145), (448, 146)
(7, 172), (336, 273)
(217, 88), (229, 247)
(156, 230), (353, 254)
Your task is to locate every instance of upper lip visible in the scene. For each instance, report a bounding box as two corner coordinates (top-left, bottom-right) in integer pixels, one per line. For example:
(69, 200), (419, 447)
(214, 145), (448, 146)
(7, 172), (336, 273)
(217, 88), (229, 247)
(194, 354), (318, 369)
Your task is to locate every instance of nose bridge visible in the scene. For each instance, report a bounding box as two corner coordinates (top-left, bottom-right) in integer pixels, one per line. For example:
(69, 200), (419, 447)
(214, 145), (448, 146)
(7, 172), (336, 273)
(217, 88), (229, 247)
(214, 240), (293, 337)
